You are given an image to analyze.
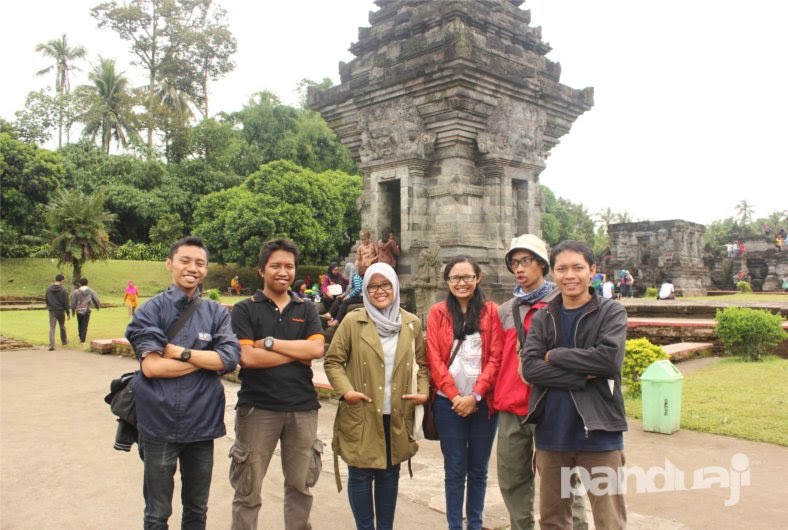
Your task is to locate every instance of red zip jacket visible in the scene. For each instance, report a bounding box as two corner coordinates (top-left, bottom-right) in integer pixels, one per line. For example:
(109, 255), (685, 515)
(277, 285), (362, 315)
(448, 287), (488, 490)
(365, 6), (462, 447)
(426, 300), (503, 411)
(493, 289), (559, 415)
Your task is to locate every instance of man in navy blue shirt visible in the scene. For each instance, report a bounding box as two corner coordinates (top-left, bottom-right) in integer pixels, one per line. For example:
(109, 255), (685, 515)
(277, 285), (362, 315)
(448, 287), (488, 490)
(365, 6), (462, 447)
(523, 240), (628, 529)
(126, 236), (240, 530)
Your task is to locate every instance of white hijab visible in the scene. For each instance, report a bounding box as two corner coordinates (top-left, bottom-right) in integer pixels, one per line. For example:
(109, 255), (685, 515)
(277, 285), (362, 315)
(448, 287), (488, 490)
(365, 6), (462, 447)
(362, 262), (401, 337)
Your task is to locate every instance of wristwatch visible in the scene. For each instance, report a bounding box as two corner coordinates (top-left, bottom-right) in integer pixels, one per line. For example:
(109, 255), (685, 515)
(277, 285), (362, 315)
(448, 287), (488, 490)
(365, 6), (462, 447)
(264, 336), (275, 351)
(180, 348), (191, 362)
(472, 392), (482, 402)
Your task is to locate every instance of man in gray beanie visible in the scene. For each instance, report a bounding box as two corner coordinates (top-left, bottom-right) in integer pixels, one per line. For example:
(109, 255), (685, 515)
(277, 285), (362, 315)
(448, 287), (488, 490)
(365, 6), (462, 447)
(494, 235), (587, 529)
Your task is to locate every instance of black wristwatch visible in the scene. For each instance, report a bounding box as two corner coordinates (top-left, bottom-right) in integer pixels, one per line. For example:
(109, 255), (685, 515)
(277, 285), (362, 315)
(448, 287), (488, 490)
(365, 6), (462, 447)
(180, 348), (191, 362)
(264, 336), (275, 351)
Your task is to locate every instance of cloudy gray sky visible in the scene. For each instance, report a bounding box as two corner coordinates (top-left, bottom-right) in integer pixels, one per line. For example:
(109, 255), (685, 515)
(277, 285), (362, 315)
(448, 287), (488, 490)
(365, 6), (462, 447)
(4, 0), (786, 226)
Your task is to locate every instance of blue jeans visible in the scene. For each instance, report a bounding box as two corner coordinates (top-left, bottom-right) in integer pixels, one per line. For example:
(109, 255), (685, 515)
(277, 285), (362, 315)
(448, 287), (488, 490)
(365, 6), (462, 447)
(138, 434), (214, 530)
(347, 415), (400, 530)
(76, 311), (91, 342)
(434, 395), (498, 530)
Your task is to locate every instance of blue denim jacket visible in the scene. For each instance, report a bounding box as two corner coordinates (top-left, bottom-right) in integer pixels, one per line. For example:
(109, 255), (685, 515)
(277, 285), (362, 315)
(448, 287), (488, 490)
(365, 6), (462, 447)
(126, 285), (240, 443)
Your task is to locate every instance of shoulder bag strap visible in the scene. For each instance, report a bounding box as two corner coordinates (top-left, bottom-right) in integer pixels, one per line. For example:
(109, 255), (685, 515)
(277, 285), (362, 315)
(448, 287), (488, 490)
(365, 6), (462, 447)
(448, 335), (464, 368)
(512, 302), (528, 353)
(165, 297), (202, 342)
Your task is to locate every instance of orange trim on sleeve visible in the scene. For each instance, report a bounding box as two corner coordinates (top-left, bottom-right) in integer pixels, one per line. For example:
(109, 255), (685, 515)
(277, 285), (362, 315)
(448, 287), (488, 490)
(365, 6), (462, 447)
(308, 334), (325, 341)
(239, 339), (255, 346)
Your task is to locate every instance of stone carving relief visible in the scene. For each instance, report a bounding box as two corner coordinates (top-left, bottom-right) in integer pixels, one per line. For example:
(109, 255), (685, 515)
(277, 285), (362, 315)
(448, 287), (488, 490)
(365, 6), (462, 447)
(413, 243), (443, 286)
(477, 97), (547, 161)
(357, 98), (436, 164)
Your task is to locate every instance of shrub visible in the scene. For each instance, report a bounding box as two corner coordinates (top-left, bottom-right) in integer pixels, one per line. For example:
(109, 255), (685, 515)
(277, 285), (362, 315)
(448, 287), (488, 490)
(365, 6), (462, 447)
(645, 287), (658, 298)
(715, 307), (786, 361)
(622, 338), (669, 396)
(204, 288), (221, 301)
(736, 281), (752, 293)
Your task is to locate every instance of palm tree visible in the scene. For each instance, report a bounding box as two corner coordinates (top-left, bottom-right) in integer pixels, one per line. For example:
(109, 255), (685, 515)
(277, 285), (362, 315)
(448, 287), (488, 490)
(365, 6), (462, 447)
(614, 211), (633, 224)
(595, 207), (616, 234)
(77, 57), (139, 154)
(45, 189), (116, 285)
(35, 34), (87, 148)
(735, 200), (755, 225)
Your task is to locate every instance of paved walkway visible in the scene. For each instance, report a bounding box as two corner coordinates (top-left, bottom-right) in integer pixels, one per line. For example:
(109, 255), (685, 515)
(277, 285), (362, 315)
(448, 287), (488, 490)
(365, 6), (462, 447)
(2, 348), (787, 529)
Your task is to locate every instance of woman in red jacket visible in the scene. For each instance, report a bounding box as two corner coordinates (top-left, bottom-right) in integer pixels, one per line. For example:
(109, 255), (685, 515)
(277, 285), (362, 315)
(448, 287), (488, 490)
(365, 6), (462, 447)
(426, 255), (503, 530)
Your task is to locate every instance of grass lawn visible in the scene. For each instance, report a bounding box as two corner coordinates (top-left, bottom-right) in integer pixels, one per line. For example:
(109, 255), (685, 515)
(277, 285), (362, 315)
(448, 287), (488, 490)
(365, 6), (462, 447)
(0, 306), (137, 347)
(0, 258), (257, 300)
(625, 356), (788, 446)
(0, 299), (248, 346)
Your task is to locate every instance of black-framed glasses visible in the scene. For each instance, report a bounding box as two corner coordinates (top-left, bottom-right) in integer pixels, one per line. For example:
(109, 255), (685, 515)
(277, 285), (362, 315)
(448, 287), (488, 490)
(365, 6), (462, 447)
(447, 275), (477, 285)
(509, 256), (537, 269)
(367, 282), (393, 294)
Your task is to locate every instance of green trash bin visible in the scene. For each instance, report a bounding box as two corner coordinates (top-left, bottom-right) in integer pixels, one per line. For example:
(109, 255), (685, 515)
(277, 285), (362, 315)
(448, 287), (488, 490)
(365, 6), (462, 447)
(640, 360), (683, 434)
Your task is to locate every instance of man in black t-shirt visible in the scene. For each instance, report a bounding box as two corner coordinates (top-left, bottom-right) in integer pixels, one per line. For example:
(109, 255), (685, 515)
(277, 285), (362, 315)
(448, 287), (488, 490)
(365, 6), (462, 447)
(229, 239), (325, 530)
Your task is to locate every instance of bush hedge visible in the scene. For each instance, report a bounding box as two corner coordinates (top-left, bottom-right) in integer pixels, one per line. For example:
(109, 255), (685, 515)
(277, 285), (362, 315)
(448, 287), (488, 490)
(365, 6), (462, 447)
(622, 338), (669, 395)
(715, 307), (786, 361)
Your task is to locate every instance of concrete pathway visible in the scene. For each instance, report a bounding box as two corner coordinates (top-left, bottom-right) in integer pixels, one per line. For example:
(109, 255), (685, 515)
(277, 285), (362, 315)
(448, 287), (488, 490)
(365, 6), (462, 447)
(2, 348), (787, 529)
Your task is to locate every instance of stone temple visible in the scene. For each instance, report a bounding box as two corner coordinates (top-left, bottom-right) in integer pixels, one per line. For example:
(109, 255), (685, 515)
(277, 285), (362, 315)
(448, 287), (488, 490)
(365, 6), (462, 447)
(310, 0), (592, 313)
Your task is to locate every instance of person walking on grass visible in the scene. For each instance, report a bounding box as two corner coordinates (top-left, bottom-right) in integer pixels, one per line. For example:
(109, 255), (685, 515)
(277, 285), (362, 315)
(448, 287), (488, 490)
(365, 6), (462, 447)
(45, 273), (70, 351)
(124, 280), (140, 317)
(70, 277), (100, 344)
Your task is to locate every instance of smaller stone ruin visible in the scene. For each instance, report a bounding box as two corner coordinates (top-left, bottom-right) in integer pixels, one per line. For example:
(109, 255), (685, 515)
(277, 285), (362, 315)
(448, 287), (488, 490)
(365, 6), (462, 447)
(606, 220), (711, 296)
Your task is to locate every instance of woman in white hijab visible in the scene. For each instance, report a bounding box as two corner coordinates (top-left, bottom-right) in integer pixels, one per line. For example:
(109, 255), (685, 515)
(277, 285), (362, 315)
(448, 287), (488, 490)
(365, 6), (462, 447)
(324, 263), (429, 530)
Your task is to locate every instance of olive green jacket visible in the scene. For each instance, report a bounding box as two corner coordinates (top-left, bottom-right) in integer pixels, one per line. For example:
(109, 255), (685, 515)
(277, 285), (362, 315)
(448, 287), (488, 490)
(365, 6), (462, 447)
(324, 308), (428, 490)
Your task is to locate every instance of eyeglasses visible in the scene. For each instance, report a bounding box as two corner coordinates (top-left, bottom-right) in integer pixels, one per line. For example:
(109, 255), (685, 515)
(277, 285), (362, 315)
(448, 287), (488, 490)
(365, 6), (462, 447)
(447, 275), (477, 285)
(509, 256), (537, 269)
(367, 282), (393, 294)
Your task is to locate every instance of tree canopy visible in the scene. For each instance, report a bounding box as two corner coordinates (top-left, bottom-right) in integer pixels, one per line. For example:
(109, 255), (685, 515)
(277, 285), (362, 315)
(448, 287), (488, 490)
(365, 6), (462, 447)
(193, 160), (361, 265)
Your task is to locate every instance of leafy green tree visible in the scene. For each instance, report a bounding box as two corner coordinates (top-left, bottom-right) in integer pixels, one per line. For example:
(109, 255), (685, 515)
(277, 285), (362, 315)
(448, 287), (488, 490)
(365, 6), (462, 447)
(539, 186), (595, 247)
(45, 189), (116, 284)
(76, 57), (139, 154)
(703, 217), (737, 251)
(92, 0), (235, 157)
(149, 212), (184, 244)
(193, 160), (362, 265)
(193, 187), (277, 265)
(102, 184), (167, 242)
(276, 110), (357, 174)
(233, 91), (299, 162)
(230, 91), (358, 175)
(188, 116), (249, 174)
(13, 90), (59, 145)
(0, 133), (66, 248)
(34, 34), (87, 148)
